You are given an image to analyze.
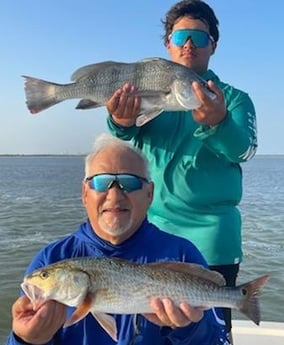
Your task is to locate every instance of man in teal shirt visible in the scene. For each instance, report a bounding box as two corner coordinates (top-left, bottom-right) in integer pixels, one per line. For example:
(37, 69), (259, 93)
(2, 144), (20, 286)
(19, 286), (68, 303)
(106, 0), (257, 340)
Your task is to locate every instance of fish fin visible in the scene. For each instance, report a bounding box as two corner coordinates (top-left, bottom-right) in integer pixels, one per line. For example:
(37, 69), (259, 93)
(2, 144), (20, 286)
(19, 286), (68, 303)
(71, 61), (126, 81)
(91, 312), (118, 342)
(148, 262), (226, 286)
(237, 274), (269, 325)
(136, 109), (163, 126)
(64, 293), (93, 327)
(75, 99), (102, 110)
(22, 76), (63, 114)
(138, 57), (164, 63)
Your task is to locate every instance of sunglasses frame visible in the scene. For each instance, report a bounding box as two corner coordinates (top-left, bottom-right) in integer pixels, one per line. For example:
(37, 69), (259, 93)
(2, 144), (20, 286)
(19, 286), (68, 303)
(85, 173), (149, 193)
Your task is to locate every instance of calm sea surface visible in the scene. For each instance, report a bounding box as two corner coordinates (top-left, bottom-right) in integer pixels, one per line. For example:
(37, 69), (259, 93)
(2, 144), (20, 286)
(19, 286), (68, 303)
(0, 155), (283, 342)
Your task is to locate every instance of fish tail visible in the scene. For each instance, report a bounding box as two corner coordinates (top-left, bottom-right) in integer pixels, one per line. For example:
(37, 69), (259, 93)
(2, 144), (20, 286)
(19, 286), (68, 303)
(238, 274), (269, 325)
(22, 76), (63, 114)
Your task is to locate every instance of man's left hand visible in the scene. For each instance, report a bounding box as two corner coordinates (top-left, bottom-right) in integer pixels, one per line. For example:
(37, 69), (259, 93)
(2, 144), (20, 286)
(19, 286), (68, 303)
(192, 80), (226, 126)
(144, 297), (205, 328)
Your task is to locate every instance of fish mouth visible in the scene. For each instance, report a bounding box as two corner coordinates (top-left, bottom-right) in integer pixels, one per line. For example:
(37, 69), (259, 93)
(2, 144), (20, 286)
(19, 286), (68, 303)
(21, 282), (47, 310)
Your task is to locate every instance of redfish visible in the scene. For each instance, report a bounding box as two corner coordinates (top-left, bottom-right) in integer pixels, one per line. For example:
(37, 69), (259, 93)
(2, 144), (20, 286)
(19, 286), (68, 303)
(21, 257), (269, 341)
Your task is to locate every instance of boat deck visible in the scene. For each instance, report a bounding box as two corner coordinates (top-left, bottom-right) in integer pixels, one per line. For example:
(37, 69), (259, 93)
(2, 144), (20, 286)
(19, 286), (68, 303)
(232, 320), (284, 345)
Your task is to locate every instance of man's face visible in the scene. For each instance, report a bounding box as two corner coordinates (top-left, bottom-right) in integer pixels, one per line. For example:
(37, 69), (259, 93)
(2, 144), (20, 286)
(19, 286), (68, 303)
(166, 16), (216, 75)
(82, 146), (153, 244)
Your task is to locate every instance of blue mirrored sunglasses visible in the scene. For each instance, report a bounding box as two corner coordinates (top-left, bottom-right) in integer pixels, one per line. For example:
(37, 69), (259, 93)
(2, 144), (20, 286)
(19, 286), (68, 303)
(85, 173), (149, 193)
(169, 29), (213, 48)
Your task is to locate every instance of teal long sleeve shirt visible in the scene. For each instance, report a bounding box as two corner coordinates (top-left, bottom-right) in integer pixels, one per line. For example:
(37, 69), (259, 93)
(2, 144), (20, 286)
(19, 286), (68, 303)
(107, 69), (257, 265)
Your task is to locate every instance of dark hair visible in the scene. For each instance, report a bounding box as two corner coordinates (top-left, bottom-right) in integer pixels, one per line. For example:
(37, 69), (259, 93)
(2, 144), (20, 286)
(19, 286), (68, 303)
(162, 0), (219, 45)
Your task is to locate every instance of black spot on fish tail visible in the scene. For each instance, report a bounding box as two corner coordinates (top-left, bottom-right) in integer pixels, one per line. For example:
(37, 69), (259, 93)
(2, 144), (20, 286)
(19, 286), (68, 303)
(238, 274), (269, 325)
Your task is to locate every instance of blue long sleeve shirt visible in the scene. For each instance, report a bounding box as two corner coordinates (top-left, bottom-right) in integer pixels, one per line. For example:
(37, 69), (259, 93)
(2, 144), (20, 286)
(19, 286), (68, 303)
(6, 219), (229, 345)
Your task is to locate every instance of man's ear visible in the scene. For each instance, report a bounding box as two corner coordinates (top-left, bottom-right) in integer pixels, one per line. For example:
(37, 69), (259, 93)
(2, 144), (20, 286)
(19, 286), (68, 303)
(148, 182), (154, 205)
(81, 182), (87, 206)
(211, 41), (217, 55)
(166, 39), (171, 51)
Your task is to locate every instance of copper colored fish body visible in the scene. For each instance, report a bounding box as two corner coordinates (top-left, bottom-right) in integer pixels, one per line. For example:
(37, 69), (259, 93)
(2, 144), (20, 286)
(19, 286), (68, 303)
(21, 257), (269, 341)
(22, 57), (216, 126)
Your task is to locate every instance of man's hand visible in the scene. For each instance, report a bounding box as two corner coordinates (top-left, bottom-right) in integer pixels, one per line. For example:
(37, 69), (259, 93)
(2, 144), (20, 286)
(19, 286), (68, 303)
(144, 297), (206, 328)
(106, 83), (141, 127)
(192, 80), (226, 126)
(12, 296), (66, 344)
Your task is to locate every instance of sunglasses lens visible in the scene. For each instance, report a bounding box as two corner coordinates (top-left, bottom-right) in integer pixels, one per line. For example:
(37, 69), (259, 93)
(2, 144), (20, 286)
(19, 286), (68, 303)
(171, 29), (209, 47)
(117, 175), (143, 192)
(88, 174), (144, 193)
(89, 175), (112, 192)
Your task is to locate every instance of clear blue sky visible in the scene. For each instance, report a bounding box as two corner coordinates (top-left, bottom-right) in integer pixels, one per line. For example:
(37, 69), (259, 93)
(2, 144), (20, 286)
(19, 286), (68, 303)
(1, 0), (283, 154)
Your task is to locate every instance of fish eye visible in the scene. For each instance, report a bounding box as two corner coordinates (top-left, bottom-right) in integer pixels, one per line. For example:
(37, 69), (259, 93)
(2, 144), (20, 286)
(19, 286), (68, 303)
(40, 271), (49, 280)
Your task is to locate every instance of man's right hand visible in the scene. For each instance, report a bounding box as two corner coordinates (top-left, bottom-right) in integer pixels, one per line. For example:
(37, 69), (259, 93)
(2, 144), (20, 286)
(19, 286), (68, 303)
(12, 296), (66, 345)
(106, 83), (141, 127)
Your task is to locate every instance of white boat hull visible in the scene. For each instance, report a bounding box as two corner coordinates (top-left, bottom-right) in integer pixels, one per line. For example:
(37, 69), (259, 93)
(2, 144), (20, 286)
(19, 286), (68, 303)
(233, 320), (284, 345)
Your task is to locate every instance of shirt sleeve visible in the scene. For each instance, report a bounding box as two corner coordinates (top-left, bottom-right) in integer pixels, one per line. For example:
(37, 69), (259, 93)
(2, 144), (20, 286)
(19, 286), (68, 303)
(107, 114), (140, 140)
(194, 91), (257, 163)
(5, 333), (53, 345)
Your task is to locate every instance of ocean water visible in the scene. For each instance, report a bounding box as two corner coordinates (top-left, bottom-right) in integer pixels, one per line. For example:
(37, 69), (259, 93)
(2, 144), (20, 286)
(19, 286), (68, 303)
(0, 155), (283, 342)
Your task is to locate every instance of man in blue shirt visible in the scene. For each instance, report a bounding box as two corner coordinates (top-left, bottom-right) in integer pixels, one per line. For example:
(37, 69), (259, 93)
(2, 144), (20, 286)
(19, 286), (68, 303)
(6, 134), (229, 345)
